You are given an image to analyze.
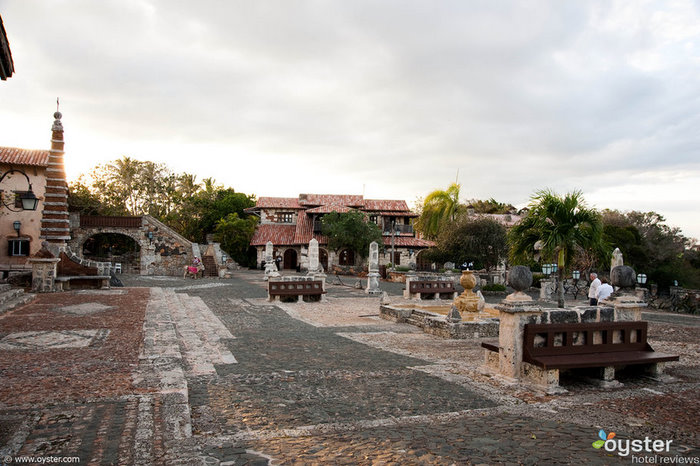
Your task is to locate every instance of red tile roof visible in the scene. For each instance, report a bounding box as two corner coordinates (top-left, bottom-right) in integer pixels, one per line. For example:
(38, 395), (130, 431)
(250, 224), (297, 246)
(292, 212), (328, 245)
(383, 237), (435, 248)
(363, 199), (409, 211)
(298, 194), (363, 207)
(255, 197), (303, 209)
(305, 205), (352, 214)
(0, 147), (49, 167)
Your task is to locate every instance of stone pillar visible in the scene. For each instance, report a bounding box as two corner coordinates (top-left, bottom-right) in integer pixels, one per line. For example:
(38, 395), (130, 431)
(307, 238), (320, 274)
(28, 257), (61, 292)
(611, 265), (645, 321)
(495, 300), (542, 380)
(366, 241), (381, 295)
(263, 241), (280, 280)
(40, 110), (71, 253)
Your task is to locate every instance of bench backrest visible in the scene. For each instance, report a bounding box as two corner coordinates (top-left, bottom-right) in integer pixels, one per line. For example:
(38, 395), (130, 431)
(269, 280), (324, 295)
(409, 281), (455, 293)
(523, 321), (649, 358)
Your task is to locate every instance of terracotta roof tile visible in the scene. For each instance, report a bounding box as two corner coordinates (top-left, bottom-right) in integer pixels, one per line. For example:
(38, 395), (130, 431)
(305, 205), (352, 214)
(293, 212), (328, 244)
(383, 237), (435, 248)
(250, 224), (297, 246)
(363, 199), (409, 211)
(255, 197), (303, 209)
(0, 147), (49, 167)
(298, 194), (364, 207)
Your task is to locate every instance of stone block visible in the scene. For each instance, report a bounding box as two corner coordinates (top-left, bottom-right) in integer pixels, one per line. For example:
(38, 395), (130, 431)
(549, 310), (579, 324)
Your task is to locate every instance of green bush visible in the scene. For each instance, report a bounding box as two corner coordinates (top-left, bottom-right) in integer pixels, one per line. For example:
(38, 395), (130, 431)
(395, 266), (411, 272)
(482, 283), (506, 292)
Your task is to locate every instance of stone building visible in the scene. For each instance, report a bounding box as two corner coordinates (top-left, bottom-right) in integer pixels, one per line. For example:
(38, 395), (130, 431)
(247, 194), (434, 271)
(0, 148), (48, 278)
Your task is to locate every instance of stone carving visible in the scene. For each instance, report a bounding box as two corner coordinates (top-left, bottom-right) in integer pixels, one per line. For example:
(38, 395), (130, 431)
(366, 241), (381, 295)
(611, 265), (636, 290)
(444, 262), (455, 271)
(308, 238), (320, 274)
(611, 248), (624, 276)
(505, 265), (533, 302)
(453, 270), (480, 313)
(263, 241), (280, 280)
(446, 305), (462, 323)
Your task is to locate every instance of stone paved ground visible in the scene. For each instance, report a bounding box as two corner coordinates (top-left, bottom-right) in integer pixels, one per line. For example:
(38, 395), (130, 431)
(0, 270), (698, 465)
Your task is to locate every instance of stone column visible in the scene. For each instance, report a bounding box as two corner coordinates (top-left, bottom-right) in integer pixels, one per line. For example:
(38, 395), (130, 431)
(263, 241), (280, 280)
(611, 265), (645, 321)
(307, 238), (320, 274)
(366, 241), (381, 295)
(495, 300), (543, 380)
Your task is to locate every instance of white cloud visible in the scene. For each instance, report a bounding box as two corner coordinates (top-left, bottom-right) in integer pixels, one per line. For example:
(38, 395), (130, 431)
(0, 0), (698, 240)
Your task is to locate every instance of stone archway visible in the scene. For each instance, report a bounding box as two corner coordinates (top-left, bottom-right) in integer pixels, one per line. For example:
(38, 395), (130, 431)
(82, 232), (141, 274)
(69, 215), (194, 276)
(416, 250), (432, 271)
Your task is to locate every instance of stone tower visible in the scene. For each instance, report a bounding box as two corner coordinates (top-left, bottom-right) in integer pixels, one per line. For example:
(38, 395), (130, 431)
(40, 109), (71, 248)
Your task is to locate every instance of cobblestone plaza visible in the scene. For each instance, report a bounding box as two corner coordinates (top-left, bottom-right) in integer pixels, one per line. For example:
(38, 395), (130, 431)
(1, 271), (698, 464)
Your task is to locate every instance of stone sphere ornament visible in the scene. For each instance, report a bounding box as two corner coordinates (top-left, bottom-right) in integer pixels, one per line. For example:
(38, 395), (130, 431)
(505, 265), (533, 302)
(507, 266), (533, 292)
(611, 265), (636, 290)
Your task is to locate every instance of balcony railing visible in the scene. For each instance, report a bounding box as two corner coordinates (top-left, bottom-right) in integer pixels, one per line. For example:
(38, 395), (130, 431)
(383, 224), (413, 235)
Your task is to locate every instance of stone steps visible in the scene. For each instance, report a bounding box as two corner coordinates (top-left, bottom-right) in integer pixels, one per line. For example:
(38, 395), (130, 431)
(0, 285), (35, 315)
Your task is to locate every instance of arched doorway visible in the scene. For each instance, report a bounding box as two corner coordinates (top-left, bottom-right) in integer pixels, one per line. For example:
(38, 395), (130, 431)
(82, 233), (141, 274)
(338, 248), (355, 266)
(416, 250), (432, 271)
(319, 249), (328, 272)
(283, 249), (298, 270)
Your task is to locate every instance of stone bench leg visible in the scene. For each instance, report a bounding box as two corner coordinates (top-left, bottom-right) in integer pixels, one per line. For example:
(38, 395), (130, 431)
(587, 366), (623, 388)
(520, 362), (562, 393)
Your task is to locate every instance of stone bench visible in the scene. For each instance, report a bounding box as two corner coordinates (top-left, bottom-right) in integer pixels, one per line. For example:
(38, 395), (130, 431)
(406, 280), (457, 300)
(268, 280), (326, 302)
(483, 320), (678, 387)
(55, 275), (111, 291)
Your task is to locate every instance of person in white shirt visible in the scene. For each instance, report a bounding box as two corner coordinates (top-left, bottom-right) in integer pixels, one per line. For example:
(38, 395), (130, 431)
(588, 272), (601, 305)
(597, 277), (614, 303)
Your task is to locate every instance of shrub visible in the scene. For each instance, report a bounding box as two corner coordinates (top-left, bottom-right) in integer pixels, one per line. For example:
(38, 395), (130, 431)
(482, 283), (506, 292)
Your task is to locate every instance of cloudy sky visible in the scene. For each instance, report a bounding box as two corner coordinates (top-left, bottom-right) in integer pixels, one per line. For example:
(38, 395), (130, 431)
(1, 0), (699, 240)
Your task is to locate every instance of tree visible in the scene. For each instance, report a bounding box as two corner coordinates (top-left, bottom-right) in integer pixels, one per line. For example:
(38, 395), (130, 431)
(214, 213), (258, 267)
(321, 210), (383, 260)
(509, 189), (603, 307)
(468, 198), (516, 214)
(429, 216), (508, 273)
(415, 182), (463, 239)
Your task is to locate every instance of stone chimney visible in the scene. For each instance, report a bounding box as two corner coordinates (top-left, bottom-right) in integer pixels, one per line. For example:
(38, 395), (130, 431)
(40, 109), (71, 247)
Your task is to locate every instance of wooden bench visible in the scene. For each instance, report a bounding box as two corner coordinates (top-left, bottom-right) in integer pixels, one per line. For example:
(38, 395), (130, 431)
(407, 280), (457, 300)
(521, 321), (679, 371)
(482, 320), (679, 387)
(268, 280), (326, 302)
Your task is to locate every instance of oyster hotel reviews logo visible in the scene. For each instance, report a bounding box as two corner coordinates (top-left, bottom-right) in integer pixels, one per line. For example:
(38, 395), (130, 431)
(592, 429), (698, 463)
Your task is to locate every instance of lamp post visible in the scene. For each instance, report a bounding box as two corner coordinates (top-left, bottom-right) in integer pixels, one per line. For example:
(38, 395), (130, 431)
(0, 169), (39, 211)
(636, 273), (647, 287)
(571, 270), (581, 299)
(13, 220), (21, 236)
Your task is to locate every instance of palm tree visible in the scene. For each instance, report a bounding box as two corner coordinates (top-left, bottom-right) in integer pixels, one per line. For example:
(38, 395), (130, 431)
(416, 182), (463, 239)
(509, 189), (603, 308)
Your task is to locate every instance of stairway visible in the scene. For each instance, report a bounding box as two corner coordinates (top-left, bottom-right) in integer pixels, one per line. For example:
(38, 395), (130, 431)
(0, 283), (34, 314)
(201, 255), (218, 277)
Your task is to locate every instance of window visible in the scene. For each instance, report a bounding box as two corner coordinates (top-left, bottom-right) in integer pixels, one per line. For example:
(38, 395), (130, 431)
(8, 239), (30, 256)
(369, 215), (378, 224)
(279, 212), (294, 223)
